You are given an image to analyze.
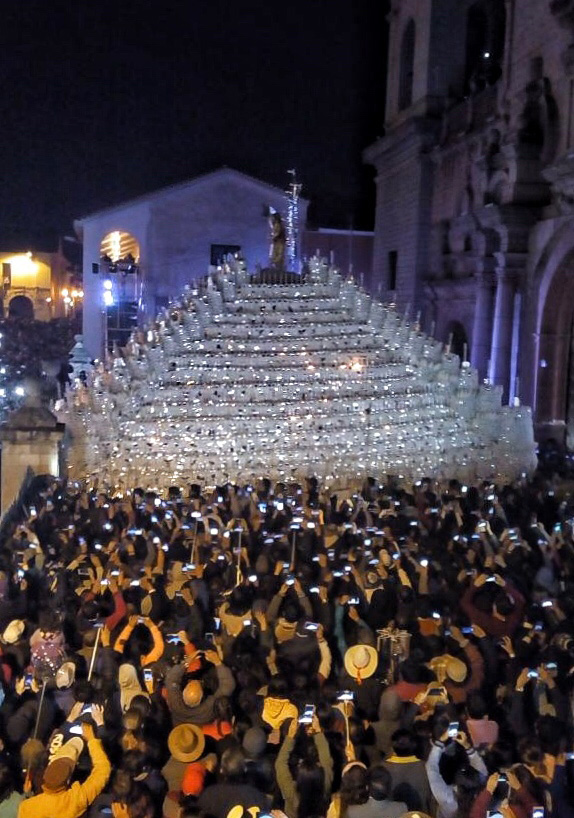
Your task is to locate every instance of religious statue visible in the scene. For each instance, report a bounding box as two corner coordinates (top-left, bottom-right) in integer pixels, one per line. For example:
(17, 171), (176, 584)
(269, 210), (286, 269)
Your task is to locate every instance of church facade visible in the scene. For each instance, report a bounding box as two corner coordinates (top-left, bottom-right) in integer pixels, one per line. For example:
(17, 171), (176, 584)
(365, 0), (574, 446)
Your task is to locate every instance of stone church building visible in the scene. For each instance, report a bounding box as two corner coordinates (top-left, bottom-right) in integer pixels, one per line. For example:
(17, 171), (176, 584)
(365, 0), (574, 446)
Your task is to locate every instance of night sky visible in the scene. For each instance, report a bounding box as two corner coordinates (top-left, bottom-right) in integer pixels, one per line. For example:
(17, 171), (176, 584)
(0, 0), (388, 250)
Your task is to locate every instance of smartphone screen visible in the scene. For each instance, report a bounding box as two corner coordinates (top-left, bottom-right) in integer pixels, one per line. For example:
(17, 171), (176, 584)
(448, 721), (459, 737)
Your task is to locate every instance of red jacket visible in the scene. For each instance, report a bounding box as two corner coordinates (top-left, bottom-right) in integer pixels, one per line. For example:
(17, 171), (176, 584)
(460, 582), (525, 637)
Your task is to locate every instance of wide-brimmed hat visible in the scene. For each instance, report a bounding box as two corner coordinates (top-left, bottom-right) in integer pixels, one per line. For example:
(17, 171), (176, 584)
(428, 654), (467, 684)
(344, 644), (378, 683)
(55, 661), (76, 689)
(2, 619), (24, 644)
(168, 723), (205, 762)
(42, 737), (83, 791)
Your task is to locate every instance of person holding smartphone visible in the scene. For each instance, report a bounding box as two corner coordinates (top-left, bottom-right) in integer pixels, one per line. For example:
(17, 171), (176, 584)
(425, 717), (487, 818)
(18, 722), (111, 818)
(113, 615), (165, 667)
(275, 716), (334, 818)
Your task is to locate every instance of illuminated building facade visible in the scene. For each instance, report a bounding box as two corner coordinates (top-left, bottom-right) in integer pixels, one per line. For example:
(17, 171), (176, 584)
(0, 251), (74, 321)
(365, 0), (574, 445)
(76, 168), (309, 360)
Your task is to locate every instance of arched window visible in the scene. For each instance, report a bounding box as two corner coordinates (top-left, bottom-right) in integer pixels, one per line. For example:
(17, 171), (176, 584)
(398, 19), (415, 112)
(9, 295), (34, 320)
(100, 230), (140, 263)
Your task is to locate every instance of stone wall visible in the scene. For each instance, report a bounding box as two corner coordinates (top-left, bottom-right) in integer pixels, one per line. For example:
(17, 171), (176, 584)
(366, 0), (574, 431)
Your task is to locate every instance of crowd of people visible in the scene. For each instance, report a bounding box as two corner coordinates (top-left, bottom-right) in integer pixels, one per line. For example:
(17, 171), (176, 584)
(0, 472), (572, 818)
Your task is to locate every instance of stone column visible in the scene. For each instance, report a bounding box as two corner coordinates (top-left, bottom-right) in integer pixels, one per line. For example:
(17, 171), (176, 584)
(535, 329), (571, 445)
(489, 269), (516, 401)
(470, 272), (495, 381)
(0, 390), (65, 517)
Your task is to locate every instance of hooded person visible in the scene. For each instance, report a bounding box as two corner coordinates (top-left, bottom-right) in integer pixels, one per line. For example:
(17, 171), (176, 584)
(53, 661), (77, 718)
(372, 689), (403, 757)
(118, 663), (149, 712)
(18, 723), (111, 818)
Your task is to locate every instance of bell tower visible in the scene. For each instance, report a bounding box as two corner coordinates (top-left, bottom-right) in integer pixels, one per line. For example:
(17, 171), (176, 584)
(365, 0), (480, 312)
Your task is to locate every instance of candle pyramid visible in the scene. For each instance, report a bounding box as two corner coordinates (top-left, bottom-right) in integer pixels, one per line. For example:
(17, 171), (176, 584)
(64, 257), (537, 490)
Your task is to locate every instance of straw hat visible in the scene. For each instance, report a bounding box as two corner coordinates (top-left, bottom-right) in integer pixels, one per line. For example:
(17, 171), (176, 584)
(428, 654), (467, 684)
(344, 644), (378, 683)
(2, 619), (24, 644)
(168, 723), (205, 762)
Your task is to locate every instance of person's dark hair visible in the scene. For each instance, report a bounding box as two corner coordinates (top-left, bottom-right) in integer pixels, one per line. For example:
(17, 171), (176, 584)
(212, 695), (233, 728)
(466, 692), (487, 720)
(391, 728), (418, 757)
(296, 762), (326, 818)
(220, 747), (247, 782)
(518, 737), (544, 768)
(180, 806), (217, 818)
(282, 601), (301, 624)
(316, 701), (335, 731)
(268, 676), (289, 697)
(494, 591), (514, 617)
(399, 656), (425, 683)
(226, 586), (252, 616)
(511, 764), (547, 808)
(121, 749), (148, 776)
(536, 714), (564, 756)
(129, 695), (152, 718)
(73, 679), (94, 703)
(367, 765), (392, 801)
(484, 740), (515, 773)
(0, 763), (15, 801)
(116, 781), (155, 818)
(340, 764), (369, 816)
(38, 609), (61, 634)
(454, 766), (482, 818)
(438, 740), (468, 786)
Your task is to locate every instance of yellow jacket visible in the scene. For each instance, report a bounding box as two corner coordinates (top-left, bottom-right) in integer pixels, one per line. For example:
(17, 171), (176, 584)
(18, 738), (111, 818)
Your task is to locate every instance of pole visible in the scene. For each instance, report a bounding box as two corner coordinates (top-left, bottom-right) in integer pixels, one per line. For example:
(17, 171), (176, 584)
(235, 528), (243, 586)
(343, 700), (350, 748)
(88, 625), (102, 681)
(33, 679), (48, 740)
(192, 518), (199, 565)
(290, 528), (298, 570)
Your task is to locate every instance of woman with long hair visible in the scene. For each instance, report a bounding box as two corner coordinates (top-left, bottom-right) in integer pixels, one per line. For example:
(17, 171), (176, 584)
(276, 716), (334, 818)
(327, 762), (369, 818)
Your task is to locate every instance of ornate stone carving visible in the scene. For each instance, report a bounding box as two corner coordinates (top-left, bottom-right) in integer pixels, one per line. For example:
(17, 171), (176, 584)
(543, 155), (574, 214)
